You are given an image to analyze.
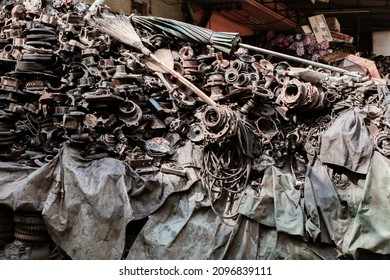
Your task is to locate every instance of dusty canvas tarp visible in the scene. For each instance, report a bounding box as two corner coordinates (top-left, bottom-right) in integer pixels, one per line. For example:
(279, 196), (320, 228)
(344, 151), (390, 257)
(304, 158), (352, 246)
(126, 181), (339, 260)
(238, 162), (305, 238)
(223, 215), (339, 260)
(0, 143), (199, 259)
(320, 107), (374, 174)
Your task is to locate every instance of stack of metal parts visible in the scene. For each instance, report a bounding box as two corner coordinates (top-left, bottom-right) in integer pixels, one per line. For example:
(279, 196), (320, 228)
(0, 0), (390, 259)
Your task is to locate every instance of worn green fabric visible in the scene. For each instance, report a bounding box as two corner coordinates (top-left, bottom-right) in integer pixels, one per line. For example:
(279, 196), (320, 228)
(344, 151), (390, 256)
(0, 143), (197, 259)
(127, 181), (234, 260)
(238, 163), (305, 238)
(320, 107), (374, 174)
(127, 182), (339, 259)
(304, 158), (352, 246)
(223, 215), (339, 260)
(237, 167), (276, 228)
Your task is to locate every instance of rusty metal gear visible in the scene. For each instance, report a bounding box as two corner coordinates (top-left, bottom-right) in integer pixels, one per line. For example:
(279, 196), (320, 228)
(172, 91), (197, 109)
(202, 105), (237, 143)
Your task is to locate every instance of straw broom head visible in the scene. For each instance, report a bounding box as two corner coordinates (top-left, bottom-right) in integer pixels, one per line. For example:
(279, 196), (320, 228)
(92, 14), (151, 56)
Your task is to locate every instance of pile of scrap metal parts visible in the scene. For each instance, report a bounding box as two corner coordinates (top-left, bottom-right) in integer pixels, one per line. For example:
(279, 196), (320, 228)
(0, 0), (390, 260)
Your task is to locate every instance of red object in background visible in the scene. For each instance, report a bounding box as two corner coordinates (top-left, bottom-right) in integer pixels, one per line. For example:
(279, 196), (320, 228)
(341, 54), (381, 78)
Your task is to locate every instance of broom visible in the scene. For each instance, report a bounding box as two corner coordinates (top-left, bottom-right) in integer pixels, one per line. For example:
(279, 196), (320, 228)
(93, 14), (216, 106)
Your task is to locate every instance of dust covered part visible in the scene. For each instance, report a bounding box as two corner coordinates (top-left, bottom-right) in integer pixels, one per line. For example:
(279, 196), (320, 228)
(0, 1), (389, 260)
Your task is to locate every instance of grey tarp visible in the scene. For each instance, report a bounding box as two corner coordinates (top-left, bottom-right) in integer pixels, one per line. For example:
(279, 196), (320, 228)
(320, 107), (374, 174)
(304, 158), (352, 246)
(344, 151), (390, 256)
(238, 162), (305, 238)
(126, 180), (340, 260)
(0, 142), (199, 259)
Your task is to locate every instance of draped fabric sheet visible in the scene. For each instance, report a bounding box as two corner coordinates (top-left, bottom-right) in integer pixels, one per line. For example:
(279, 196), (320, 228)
(320, 108), (374, 174)
(0, 143), (198, 259)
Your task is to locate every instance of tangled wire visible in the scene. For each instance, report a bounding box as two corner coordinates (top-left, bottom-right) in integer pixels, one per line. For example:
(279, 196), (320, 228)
(201, 105), (255, 220)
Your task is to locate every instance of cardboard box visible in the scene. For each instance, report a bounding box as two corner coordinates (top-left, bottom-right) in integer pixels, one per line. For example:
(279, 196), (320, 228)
(340, 54), (381, 78)
(331, 31), (354, 44)
(321, 49), (352, 63)
(326, 17), (341, 32)
(300, 25), (313, 34)
(308, 14), (333, 43)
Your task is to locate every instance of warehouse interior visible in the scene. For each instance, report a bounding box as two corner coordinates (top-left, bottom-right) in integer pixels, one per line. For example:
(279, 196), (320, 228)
(0, 0), (390, 260)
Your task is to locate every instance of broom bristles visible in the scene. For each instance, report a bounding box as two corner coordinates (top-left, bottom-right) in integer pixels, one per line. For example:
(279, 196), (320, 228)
(145, 49), (174, 73)
(93, 14), (145, 52)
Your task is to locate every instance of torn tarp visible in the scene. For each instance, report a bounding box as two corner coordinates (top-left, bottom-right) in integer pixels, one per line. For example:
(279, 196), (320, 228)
(320, 107), (374, 174)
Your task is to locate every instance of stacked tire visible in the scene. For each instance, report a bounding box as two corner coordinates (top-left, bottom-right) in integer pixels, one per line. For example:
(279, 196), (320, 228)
(14, 212), (51, 243)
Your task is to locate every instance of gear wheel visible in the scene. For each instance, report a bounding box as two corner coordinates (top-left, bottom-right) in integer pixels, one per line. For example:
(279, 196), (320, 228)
(173, 91), (197, 109)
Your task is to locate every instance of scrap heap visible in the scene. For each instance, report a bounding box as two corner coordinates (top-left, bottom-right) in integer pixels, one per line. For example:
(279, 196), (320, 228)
(0, 1), (389, 260)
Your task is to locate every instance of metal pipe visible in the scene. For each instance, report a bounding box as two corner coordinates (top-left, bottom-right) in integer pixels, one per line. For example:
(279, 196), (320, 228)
(239, 43), (362, 79)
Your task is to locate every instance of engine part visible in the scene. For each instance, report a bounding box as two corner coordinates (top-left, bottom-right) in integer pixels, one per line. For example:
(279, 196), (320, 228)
(374, 132), (390, 157)
(4, 241), (51, 260)
(23, 0), (45, 10)
(187, 123), (204, 143)
(225, 68), (239, 84)
(118, 100), (142, 127)
(171, 90), (196, 109)
(255, 117), (279, 140)
(160, 163), (187, 177)
(231, 59), (248, 72)
(170, 119), (188, 135)
(280, 78), (324, 112)
(202, 105), (236, 143)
